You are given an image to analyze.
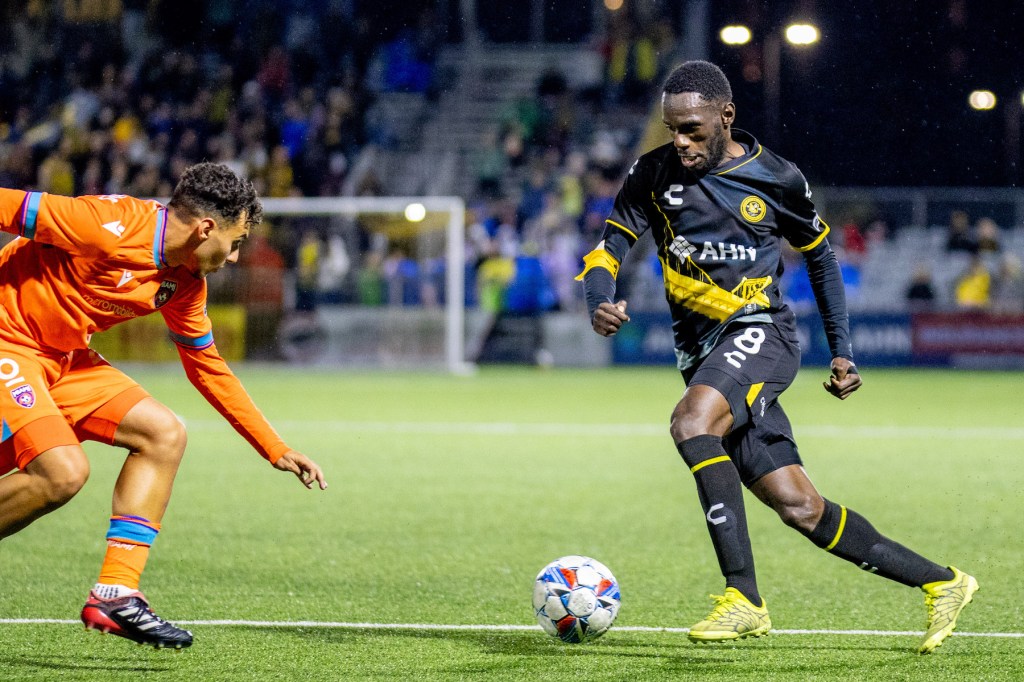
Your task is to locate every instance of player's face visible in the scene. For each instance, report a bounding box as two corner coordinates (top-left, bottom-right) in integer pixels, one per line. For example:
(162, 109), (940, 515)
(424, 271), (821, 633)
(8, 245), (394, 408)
(662, 92), (734, 175)
(192, 214), (250, 278)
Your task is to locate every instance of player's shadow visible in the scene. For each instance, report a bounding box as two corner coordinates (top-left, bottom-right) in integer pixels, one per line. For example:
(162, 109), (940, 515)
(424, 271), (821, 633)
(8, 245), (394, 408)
(249, 625), (734, 663)
(259, 626), (942, 676)
(0, 654), (173, 675)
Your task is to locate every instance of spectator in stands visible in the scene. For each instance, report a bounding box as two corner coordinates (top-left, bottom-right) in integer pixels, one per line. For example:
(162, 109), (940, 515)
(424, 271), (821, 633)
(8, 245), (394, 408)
(841, 219), (867, 263)
(266, 146), (296, 198)
(472, 127), (508, 200)
(518, 163), (553, 227)
(37, 138), (75, 195)
(383, 246), (421, 306)
(953, 253), (991, 309)
(294, 229), (321, 314)
(603, 14), (658, 105)
(905, 264), (937, 312)
(238, 231), (287, 360)
(991, 254), (1024, 314)
(356, 251), (387, 306)
(945, 209), (977, 253)
(974, 216), (1001, 254)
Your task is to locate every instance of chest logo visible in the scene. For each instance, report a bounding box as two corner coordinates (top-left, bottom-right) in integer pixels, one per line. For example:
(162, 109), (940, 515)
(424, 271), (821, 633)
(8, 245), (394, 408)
(155, 280), (178, 308)
(663, 184), (685, 206)
(740, 195), (767, 223)
(118, 270), (134, 287)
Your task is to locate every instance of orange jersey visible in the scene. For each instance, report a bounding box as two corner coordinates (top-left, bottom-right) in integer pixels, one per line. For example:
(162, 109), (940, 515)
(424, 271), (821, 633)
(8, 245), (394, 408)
(0, 189), (289, 462)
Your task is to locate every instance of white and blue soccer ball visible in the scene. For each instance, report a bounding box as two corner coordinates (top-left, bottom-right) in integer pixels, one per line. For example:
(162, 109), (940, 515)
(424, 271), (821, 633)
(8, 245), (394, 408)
(532, 555), (620, 643)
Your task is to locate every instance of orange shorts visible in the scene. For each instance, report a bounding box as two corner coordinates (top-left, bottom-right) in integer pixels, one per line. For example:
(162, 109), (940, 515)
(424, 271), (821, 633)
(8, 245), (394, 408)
(0, 344), (149, 474)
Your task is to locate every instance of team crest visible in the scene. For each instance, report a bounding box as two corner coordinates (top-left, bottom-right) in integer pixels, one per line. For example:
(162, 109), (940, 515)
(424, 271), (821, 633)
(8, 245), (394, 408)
(740, 196), (767, 223)
(11, 384), (35, 408)
(155, 280), (178, 308)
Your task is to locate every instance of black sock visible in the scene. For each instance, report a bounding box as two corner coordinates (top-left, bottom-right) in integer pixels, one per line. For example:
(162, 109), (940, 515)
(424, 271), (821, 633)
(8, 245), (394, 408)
(678, 435), (761, 606)
(805, 499), (954, 587)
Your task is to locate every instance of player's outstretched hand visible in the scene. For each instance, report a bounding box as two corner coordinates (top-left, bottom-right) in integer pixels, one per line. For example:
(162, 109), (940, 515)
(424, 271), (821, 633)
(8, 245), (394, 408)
(823, 357), (861, 400)
(273, 451), (328, 490)
(592, 300), (630, 337)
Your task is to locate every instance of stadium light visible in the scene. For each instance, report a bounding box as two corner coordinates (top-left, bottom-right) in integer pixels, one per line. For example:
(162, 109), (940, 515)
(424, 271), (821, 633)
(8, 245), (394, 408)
(717, 22), (821, 147)
(720, 25), (752, 46)
(404, 202), (427, 222)
(785, 23), (819, 46)
(603, 0), (624, 10)
(968, 90), (997, 111)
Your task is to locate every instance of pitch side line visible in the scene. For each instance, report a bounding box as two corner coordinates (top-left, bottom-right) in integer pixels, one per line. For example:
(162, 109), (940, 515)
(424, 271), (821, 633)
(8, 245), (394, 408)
(1, 619), (1021, 638)
(186, 420), (1024, 440)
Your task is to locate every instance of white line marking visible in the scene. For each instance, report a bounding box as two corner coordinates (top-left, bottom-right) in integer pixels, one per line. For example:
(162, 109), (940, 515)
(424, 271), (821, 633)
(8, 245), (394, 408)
(2, 619), (1020, 638)
(183, 419), (1024, 440)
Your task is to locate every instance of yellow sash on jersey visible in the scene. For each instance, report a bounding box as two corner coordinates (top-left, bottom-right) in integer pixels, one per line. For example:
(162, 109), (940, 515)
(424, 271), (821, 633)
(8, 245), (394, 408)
(660, 257), (772, 321)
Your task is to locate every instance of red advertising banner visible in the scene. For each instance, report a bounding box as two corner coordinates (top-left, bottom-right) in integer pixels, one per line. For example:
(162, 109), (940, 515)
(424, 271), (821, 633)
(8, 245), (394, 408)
(912, 312), (1024, 355)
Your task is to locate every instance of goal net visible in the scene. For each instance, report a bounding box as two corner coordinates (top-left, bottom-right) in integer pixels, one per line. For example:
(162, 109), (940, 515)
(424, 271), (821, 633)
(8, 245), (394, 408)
(206, 195), (472, 373)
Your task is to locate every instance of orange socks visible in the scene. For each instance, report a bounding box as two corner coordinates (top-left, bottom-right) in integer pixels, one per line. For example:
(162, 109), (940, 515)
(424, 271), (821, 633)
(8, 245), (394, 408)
(96, 515), (161, 591)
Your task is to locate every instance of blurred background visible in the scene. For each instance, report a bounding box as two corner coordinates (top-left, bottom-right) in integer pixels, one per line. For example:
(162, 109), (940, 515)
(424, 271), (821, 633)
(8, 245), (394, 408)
(2, 0), (1023, 370)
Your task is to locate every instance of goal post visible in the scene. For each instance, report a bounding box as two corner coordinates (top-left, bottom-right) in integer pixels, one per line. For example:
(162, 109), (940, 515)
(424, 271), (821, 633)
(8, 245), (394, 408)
(258, 196), (472, 374)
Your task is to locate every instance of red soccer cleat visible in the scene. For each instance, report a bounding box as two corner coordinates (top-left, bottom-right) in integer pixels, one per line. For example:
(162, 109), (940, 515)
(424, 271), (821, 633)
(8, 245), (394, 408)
(81, 590), (193, 649)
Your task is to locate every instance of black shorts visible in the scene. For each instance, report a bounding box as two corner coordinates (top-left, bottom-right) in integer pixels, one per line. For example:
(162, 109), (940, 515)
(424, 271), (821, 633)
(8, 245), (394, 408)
(684, 323), (803, 487)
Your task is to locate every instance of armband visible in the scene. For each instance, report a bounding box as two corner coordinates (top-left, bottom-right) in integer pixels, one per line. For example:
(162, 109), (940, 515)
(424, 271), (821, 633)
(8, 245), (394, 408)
(574, 248), (620, 281)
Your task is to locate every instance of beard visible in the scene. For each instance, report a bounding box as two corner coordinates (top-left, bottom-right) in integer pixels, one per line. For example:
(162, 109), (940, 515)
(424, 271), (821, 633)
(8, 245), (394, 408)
(682, 121), (728, 180)
(705, 123), (728, 169)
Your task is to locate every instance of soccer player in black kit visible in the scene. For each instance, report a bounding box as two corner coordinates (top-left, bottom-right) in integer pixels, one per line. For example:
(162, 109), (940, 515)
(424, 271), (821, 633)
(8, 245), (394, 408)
(578, 61), (977, 654)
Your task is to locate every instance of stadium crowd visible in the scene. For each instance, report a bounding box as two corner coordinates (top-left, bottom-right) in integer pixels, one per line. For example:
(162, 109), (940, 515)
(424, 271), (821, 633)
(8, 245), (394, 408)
(2, 1), (1022, 331)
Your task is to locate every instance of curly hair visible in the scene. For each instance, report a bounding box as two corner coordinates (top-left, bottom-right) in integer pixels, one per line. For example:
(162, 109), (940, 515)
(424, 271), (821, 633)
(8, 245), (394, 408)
(662, 61), (732, 104)
(167, 162), (263, 229)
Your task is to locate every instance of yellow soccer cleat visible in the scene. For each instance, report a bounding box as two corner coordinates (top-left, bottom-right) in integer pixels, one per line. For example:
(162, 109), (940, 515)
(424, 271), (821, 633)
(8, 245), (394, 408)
(919, 566), (979, 654)
(687, 587), (772, 642)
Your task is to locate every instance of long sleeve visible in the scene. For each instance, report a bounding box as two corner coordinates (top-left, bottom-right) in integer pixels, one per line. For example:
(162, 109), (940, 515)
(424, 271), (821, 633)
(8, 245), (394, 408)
(176, 344), (291, 463)
(803, 239), (853, 360)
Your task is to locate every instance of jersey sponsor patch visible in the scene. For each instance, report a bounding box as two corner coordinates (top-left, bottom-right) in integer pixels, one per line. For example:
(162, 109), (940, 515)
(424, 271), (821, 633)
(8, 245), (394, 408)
(11, 384), (35, 408)
(740, 195), (767, 223)
(155, 280), (177, 308)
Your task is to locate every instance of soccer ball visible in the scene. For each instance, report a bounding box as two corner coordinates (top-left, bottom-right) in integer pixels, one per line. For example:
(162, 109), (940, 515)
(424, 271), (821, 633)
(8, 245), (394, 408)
(532, 555), (620, 643)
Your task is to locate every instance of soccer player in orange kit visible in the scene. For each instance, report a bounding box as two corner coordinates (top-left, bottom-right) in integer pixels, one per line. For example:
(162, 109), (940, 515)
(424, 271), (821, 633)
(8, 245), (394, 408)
(0, 162), (327, 649)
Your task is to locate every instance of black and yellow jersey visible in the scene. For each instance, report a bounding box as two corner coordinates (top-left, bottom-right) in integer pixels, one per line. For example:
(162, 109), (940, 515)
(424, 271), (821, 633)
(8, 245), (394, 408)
(580, 129), (851, 371)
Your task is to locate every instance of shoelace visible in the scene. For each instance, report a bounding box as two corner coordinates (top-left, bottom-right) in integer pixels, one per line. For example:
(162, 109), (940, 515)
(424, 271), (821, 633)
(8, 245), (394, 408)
(705, 594), (735, 619)
(117, 600), (170, 628)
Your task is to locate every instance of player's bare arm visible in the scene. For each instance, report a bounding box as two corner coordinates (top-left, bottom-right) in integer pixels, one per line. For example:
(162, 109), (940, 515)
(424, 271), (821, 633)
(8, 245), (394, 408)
(591, 300), (630, 337)
(823, 357), (861, 400)
(273, 450), (328, 490)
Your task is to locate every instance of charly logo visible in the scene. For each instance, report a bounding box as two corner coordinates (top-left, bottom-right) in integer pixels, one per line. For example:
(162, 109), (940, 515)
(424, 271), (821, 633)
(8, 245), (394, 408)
(706, 503), (727, 526)
(11, 384), (35, 408)
(740, 195), (767, 223)
(154, 280), (177, 308)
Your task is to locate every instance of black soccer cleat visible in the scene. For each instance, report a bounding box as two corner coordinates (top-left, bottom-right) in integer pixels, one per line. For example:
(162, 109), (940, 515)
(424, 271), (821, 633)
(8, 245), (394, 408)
(81, 590), (193, 649)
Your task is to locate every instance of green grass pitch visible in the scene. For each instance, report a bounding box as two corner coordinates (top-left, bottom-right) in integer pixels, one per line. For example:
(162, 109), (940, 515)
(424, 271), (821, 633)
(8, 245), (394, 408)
(1, 365), (1021, 681)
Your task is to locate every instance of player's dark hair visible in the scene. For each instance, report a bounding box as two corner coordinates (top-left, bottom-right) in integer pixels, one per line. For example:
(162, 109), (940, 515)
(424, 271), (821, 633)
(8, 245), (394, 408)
(168, 162), (263, 229)
(663, 61), (732, 104)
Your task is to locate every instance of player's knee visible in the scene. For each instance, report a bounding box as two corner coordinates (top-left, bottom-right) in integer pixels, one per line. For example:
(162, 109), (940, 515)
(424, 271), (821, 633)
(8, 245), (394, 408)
(138, 411), (188, 462)
(669, 404), (713, 443)
(775, 495), (824, 533)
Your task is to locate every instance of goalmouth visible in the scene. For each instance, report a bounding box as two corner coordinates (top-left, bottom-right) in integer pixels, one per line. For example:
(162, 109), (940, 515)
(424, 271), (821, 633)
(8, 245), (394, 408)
(259, 196), (473, 374)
